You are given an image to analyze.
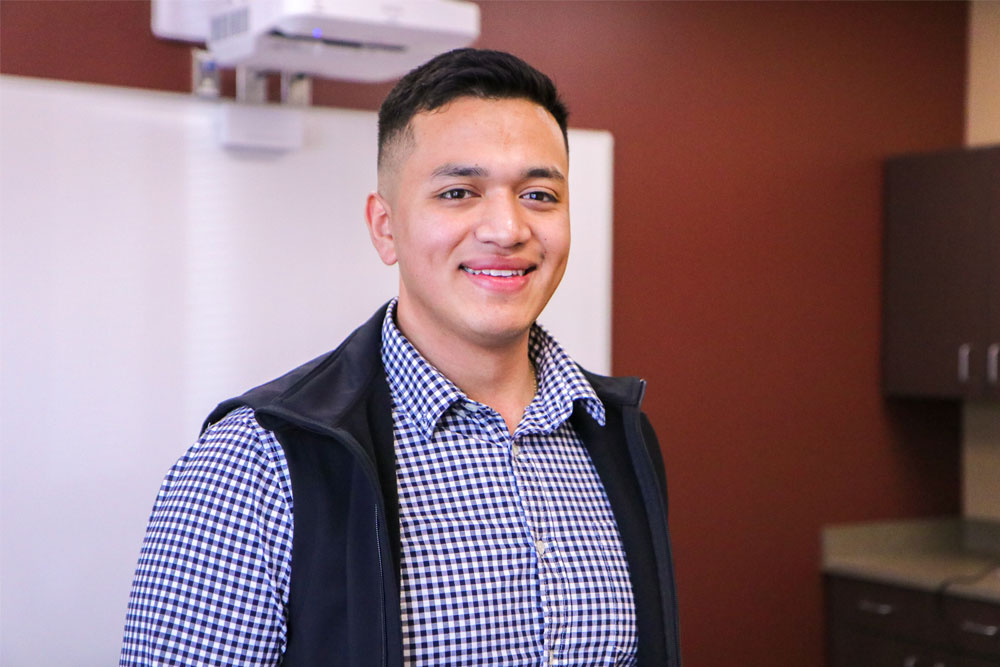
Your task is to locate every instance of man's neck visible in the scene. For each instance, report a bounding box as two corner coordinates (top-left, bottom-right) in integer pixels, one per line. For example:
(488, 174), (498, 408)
(394, 311), (537, 435)
(445, 342), (536, 435)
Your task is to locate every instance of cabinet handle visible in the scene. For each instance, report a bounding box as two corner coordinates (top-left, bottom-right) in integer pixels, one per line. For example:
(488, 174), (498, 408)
(958, 344), (971, 384)
(960, 619), (999, 637)
(857, 599), (894, 616)
(988, 343), (999, 386)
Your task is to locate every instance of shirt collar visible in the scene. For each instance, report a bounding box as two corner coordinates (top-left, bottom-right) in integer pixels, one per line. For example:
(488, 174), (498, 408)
(381, 300), (464, 438)
(381, 298), (606, 438)
(525, 320), (606, 432)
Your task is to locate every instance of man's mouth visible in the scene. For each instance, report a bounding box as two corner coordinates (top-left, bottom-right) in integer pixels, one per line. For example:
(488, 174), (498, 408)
(460, 266), (532, 277)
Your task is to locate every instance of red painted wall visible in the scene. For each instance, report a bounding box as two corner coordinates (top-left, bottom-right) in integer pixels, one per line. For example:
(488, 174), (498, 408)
(1, 2), (966, 665)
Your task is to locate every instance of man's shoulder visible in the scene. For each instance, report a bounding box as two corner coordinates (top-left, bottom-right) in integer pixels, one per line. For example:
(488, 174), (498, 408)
(193, 405), (285, 469)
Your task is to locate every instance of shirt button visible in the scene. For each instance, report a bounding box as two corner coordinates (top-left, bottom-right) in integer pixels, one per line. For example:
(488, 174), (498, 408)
(511, 442), (521, 460)
(535, 539), (548, 557)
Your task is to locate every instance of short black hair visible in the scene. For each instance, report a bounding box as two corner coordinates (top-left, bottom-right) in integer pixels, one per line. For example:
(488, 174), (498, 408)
(377, 48), (569, 170)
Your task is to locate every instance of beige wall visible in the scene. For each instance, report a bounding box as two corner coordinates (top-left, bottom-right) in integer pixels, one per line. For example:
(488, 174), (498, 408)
(966, 0), (1000, 145)
(962, 0), (1000, 519)
(965, 404), (1000, 518)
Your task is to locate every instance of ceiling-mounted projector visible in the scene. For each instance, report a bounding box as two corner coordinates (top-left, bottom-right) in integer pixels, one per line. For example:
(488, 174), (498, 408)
(152, 0), (480, 82)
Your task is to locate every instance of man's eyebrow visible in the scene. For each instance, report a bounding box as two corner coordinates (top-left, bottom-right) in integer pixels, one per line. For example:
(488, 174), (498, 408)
(432, 164), (489, 179)
(523, 166), (566, 182)
(430, 164), (566, 182)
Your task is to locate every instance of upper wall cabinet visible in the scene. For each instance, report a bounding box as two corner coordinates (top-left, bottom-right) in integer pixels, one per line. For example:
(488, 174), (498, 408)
(882, 145), (1000, 400)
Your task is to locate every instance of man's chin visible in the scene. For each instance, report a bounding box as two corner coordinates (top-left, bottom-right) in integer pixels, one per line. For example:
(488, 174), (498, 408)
(461, 315), (538, 350)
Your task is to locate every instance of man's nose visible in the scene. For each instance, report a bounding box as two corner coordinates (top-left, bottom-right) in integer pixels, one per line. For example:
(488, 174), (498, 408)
(474, 194), (531, 247)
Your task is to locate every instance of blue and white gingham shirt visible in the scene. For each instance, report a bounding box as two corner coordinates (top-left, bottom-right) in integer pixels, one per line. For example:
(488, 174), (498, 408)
(121, 301), (637, 665)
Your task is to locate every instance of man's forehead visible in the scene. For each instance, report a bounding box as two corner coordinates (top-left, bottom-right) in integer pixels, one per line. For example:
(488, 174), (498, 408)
(411, 96), (560, 135)
(408, 98), (567, 164)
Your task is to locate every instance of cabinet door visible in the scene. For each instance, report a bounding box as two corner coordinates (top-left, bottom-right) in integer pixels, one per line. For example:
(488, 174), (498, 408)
(988, 152), (1000, 401)
(882, 147), (999, 399)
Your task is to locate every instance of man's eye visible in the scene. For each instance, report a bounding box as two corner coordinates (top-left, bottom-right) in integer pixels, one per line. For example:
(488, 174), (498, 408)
(522, 191), (557, 203)
(440, 188), (473, 200)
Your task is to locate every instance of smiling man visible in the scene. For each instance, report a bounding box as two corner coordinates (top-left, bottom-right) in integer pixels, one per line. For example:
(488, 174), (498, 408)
(121, 49), (680, 667)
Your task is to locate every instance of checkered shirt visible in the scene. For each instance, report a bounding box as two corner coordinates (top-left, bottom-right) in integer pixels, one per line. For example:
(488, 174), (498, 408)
(120, 405), (293, 666)
(119, 302), (636, 666)
(383, 301), (638, 666)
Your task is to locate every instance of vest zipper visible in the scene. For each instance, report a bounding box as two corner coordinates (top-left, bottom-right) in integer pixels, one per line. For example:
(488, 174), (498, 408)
(375, 503), (387, 667)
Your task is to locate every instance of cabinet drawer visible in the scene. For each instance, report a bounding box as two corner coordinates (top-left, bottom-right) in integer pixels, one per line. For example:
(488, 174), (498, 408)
(828, 576), (943, 643)
(944, 595), (1000, 659)
(828, 622), (956, 667)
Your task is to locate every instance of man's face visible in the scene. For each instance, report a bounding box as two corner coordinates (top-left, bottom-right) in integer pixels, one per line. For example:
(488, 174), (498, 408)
(367, 96), (570, 353)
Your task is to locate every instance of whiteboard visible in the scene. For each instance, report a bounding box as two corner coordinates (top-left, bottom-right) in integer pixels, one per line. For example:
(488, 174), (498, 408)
(0, 75), (612, 665)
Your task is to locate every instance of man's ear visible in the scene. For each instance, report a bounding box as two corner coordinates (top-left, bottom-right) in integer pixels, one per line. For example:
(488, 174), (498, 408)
(365, 191), (397, 266)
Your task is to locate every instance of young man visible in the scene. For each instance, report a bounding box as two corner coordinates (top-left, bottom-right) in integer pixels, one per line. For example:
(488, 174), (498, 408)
(121, 49), (680, 667)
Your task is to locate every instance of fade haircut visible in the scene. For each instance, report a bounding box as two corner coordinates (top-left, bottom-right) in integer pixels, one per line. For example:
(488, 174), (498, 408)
(376, 48), (569, 175)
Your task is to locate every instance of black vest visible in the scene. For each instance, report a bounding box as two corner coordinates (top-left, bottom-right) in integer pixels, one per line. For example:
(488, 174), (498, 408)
(206, 305), (681, 666)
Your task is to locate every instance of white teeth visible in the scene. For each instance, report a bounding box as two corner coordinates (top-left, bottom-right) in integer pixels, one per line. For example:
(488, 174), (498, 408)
(462, 267), (526, 277)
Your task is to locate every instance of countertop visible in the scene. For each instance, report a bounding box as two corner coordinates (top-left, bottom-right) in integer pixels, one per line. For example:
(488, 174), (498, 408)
(822, 517), (1000, 603)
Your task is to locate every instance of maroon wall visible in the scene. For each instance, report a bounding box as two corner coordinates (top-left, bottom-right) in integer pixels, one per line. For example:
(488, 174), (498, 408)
(1, 2), (966, 665)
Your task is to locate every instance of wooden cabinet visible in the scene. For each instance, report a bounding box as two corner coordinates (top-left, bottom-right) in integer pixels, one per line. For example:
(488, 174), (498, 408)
(882, 145), (1000, 400)
(826, 575), (1000, 666)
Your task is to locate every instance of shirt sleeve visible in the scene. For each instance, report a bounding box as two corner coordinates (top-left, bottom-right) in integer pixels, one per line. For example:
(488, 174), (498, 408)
(120, 407), (294, 667)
